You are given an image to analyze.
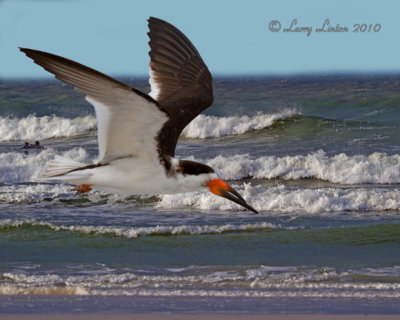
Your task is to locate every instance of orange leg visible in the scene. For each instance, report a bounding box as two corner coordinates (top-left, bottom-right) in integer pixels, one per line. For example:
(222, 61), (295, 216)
(71, 184), (92, 195)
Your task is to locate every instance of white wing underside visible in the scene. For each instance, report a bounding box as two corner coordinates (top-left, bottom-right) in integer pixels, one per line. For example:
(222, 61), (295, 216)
(18, 48), (168, 167)
(86, 92), (167, 164)
(148, 69), (160, 100)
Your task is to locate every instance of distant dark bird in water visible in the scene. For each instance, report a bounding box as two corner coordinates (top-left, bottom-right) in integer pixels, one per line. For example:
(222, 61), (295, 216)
(20, 17), (258, 214)
(21, 141), (44, 150)
(31, 141), (44, 149)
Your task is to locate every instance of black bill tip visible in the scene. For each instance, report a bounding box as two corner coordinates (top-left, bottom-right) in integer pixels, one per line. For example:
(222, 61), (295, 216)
(220, 187), (259, 214)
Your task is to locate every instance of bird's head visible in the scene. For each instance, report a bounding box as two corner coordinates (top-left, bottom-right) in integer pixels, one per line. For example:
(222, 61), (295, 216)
(206, 178), (258, 214)
(177, 160), (258, 214)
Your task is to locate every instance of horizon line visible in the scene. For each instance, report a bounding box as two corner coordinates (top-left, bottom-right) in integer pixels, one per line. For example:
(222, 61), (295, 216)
(2, 70), (400, 81)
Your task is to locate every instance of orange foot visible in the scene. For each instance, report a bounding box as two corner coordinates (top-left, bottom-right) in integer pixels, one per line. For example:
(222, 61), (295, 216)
(71, 184), (92, 195)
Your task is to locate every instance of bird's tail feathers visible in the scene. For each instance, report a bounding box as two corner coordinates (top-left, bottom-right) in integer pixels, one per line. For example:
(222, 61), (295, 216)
(43, 156), (87, 180)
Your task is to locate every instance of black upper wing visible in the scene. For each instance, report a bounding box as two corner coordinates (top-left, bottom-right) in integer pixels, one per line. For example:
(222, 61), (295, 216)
(19, 48), (169, 164)
(148, 17), (214, 157)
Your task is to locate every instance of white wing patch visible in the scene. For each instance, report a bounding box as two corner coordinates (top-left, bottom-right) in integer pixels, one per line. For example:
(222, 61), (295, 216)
(19, 48), (169, 167)
(148, 69), (160, 100)
(86, 91), (168, 164)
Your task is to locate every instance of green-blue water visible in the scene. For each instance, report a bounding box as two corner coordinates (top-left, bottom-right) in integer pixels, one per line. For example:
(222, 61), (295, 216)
(0, 75), (400, 313)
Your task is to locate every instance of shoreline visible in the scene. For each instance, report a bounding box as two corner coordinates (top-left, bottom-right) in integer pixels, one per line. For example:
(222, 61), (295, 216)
(1, 295), (400, 315)
(1, 314), (400, 320)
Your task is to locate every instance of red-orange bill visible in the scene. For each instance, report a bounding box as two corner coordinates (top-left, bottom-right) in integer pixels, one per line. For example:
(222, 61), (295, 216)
(207, 179), (258, 214)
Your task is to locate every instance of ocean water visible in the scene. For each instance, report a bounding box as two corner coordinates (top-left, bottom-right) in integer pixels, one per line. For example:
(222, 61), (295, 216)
(0, 75), (400, 313)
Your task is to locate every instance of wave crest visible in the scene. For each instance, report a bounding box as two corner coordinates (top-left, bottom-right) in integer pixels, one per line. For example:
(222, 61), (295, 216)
(3, 148), (400, 185)
(206, 150), (400, 184)
(0, 115), (96, 142)
(0, 219), (279, 237)
(0, 148), (90, 183)
(4, 182), (400, 214)
(158, 184), (400, 214)
(181, 109), (298, 138)
(0, 110), (297, 142)
(2, 266), (400, 297)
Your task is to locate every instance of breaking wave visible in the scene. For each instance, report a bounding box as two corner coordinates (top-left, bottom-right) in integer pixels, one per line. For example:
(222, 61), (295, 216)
(158, 184), (400, 214)
(0, 219), (279, 237)
(0, 115), (96, 142)
(0, 110), (297, 142)
(2, 149), (400, 213)
(2, 265), (400, 297)
(205, 150), (400, 184)
(0, 147), (90, 183)
(181, 109), (298, 138)
(3, 182), (400, 214)
(4, 148), (400, 185)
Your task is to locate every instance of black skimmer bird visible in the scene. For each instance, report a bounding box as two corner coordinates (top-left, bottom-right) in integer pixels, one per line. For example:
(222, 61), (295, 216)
(20, 17), (258, 214)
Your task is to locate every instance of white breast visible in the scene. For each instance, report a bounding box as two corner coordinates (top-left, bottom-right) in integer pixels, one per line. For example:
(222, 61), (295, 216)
(86, 157), (217, 195)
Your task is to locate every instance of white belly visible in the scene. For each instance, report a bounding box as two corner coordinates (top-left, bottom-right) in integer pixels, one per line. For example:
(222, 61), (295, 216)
(81, 157), (210, 195)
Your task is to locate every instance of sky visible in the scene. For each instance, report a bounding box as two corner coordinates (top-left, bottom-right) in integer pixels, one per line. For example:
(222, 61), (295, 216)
(0, 0), (399, 78)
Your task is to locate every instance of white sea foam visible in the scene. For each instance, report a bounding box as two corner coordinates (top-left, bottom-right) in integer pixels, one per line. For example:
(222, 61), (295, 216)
(158, 184), (400, 214)
(0, 184), (72, 203)
(0, 111), (295, 142)
(181, 109), (298, 138)
(1, 286), (397, 297)
(2, 148), (400, 213)
(205, 150), (400, 184)
(0, 147), (90, 183)
(0, 115), (96, 142)
(3, 149), (400, 185)
(1, 286), (398, 297)
(2, 265), (400, 297)
(0, 285), (89, 295)
(0, 219), (279, 237)
(4, 181), (400, 213)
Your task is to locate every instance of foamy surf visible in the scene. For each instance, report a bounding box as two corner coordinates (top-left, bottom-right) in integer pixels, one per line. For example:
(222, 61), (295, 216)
(2, 265), (400, 297)
(3, 148), (400, 186)
(1, 286), (399, 297)
(0, 219), (280, 237)
(0, 110), (297, 142)
(3, 182), (400, 214)
(0, 147), (91, 183)
(181, 109), (298, 138)
(0, 115), (96, 142)
(0, 184), (72, 203)
(2, 146), (400, 214)
(2, 148), (400, 214)
(2, 76), (400, 311)
(205, 150), (400, 184)
(0, 285), (89, 295)
(158, 184), (400, 214)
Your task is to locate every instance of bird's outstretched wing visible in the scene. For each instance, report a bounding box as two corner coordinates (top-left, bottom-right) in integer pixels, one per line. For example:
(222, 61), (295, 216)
(148, 17), (214, 157)
(20, 48), (168, 164)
